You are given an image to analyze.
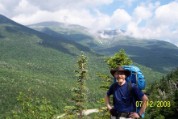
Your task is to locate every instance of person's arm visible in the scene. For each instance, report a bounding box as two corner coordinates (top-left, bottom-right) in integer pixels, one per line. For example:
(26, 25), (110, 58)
(105, 83), (114, 110)
(105, 95), (112, 110)
(139, 94), (148, 116)
(130, 94), (148, 118)
(130, 84), (149, 118)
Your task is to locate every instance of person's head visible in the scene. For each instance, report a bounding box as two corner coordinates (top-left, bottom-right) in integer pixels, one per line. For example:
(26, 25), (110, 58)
(110, 66), (130, 84)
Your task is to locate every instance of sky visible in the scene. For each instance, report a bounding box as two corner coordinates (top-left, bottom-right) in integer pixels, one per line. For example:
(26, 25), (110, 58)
(0, 0), (178, 46)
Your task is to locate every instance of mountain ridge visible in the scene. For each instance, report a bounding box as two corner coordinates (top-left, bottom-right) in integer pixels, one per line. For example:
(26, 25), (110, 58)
(28, 21), (178, 72)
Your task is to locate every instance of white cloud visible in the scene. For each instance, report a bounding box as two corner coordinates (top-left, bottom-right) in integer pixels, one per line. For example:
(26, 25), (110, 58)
(12, 8), (97, 28)
(0, 0), (20, 8)
(90, 10), (111, 30)
(0, 0), (20, 16)
(133, 6), (152, 22)
(0, 3), (5, 11)
(124, 1), (178, 46)
(24, 0), (113, 11)
(127, 22), (138, 35)
(12, 11), (54, 25)
(55, 9), (96, 28)
(5, 0), (114, 31)
(12, 8), (111, 32)
(111, 9), (131, 28)
(155, 2), (178, 25)
(117, 0), (137, 7)
(1, 0), (113, 18)
(150, 2), (178, 44)
(78, 0), (113, 7)
(14, 0), (39, 15)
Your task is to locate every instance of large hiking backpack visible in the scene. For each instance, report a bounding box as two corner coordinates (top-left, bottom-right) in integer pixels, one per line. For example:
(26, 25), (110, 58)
(123, 65), (146, 118)
(122, 65), (146, 90)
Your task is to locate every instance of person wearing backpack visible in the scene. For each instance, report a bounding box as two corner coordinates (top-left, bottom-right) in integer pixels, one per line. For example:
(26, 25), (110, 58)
(105, 66), (148, 119)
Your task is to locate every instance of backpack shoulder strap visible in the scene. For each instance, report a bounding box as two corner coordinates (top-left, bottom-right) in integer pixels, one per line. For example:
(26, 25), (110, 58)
(128, 82), (139, 112)
(127, 81), (133, 97)
(112, 82), (118, 105)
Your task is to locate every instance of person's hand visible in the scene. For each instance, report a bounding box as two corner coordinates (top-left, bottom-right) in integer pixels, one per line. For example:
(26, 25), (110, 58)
(129, 112), (140, 118)
(107, 104), (112, 110)
(109, 108), (117, 116)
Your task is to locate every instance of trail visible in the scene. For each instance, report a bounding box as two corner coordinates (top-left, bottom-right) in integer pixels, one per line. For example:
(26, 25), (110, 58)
(56, 109), (99, 118)
(83, 109), (99, 115)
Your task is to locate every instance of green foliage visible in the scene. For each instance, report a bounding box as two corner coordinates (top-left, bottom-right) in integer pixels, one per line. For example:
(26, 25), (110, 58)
(145, 68), (178, 119)
(6, 91), (57, 119)
(106, 49), (133, 68)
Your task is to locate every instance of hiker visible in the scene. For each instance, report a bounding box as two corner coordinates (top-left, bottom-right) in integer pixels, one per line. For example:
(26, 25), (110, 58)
(105, 66), (148, 119)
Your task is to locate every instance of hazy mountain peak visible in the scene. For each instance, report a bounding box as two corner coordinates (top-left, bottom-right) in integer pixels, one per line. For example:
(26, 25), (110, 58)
(0, 14), (20, 25)
(29, 21), (65, 27)
(97, 29), (126, 39)
(29, 21), (87, 30)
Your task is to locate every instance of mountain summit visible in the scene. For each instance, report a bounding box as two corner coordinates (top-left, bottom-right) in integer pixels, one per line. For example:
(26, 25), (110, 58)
(97, 29), (126, 39)
(0, 14), (24, 26)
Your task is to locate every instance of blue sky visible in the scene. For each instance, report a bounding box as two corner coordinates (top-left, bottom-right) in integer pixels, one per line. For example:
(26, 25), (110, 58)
(0, 0), (178, 46)
(98, 0), (138, 15)
(99, 0), (173, 15)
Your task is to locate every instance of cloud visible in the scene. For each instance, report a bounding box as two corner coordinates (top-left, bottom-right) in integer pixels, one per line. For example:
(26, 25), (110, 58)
(22, 0), (113, 11)
(12, 11), (55, 25)
(0, 0), (20, 16)
(0, 3), (5, 11)
(12, 9), (94, 25)
(133, 5), (152, 22)
(125, 1), (178, 46)
(111, 9), (131, 28)
(155, 1), (178, 26)
(14, 0), (39, 15)
(117, 0), (137, 7)
(1, 0), (178, 46)
(7, 0), (114, 31)
(1, 0), (113, 19)
(92, 11), (111, 30)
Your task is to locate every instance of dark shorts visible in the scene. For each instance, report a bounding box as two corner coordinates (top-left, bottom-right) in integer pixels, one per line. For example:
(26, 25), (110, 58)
(110, 116), (132, 119)
(110, 112), (131, 119)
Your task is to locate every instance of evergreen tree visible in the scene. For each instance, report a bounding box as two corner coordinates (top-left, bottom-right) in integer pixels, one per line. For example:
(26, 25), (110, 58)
(100, 49), (133, 90)
(106, 49), (133, 68)
(64, 53), (88, 119)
